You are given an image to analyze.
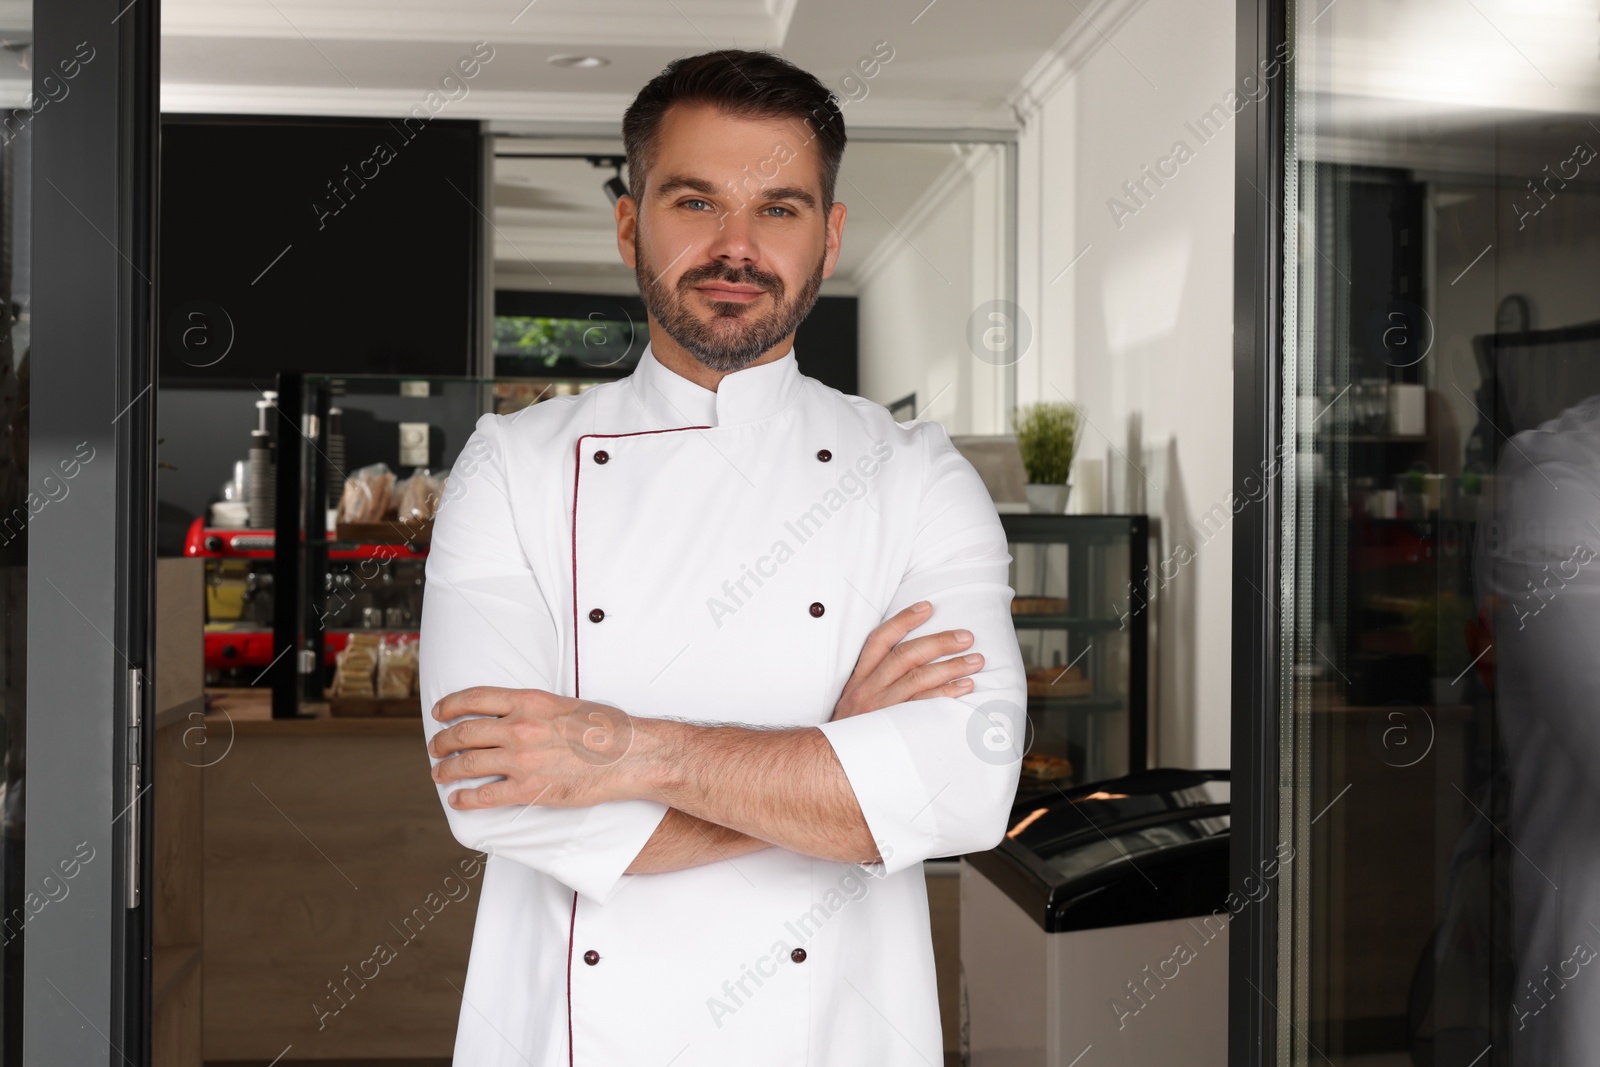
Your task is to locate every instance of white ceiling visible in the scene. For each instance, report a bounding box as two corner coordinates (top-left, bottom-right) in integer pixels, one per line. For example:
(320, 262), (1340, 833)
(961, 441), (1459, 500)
(146, 0), (1600, 285)
(162, 0), (806, 47)
(157, 0), (1118, 290)
(158, 0), (1104, 128)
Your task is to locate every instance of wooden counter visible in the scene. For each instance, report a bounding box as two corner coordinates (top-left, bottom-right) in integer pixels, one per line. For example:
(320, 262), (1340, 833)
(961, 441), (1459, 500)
(204, 687), (424, 735)
(200, 687), (479, 1062)
(197, 688), (966, 1064)
(155, 559), (205, 1067)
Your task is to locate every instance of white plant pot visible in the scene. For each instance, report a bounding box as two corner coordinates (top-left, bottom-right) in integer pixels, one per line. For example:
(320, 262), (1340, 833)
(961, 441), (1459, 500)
(1025, 483), (1072, 514)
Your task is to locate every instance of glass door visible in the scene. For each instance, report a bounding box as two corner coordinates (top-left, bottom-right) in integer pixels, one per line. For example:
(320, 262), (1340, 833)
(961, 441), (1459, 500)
(1245, 0), (1600, 1064)
(18, 1), (158, 1063)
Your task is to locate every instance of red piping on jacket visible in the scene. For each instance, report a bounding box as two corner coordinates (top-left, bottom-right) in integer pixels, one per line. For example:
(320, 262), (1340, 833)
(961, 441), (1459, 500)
(566, 425), (709, 1067)
(567, 891), (577, 1067)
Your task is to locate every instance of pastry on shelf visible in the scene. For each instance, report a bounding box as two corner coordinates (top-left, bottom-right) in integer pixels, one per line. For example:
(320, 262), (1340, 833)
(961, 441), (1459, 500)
(1026, 664), (1092, 698)
(1011, 595), (1068, 615)
(1020, 751), (1075, 782)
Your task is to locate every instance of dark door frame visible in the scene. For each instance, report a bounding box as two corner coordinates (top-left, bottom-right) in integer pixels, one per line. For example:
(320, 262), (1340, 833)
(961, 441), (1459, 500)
(27, 0), (159, 1062)
(1230, 0), (1288, 1064)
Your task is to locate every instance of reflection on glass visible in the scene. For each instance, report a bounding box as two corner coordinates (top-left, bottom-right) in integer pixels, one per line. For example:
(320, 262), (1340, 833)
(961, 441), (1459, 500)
(1281, 2), (1600, 1065)
(0, 19), (28, 1063)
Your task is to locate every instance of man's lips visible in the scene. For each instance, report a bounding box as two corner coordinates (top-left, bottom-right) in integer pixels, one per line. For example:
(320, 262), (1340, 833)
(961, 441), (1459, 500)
(696, 283), (767, 302)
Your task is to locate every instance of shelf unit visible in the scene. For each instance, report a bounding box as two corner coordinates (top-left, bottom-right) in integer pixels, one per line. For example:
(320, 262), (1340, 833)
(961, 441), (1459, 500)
(1000, 514), (1151, 804)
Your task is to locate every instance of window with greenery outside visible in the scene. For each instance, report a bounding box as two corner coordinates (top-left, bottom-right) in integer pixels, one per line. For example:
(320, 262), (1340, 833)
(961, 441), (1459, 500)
(493, 315), (646, 373)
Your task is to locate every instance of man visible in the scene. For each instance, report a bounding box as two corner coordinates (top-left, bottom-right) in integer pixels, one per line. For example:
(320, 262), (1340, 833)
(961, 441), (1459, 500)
(418, 48), (1026, 1066)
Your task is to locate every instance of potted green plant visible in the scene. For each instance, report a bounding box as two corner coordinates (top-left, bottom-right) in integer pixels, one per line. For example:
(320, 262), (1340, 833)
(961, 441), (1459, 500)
(1014, 401), (1082, 513)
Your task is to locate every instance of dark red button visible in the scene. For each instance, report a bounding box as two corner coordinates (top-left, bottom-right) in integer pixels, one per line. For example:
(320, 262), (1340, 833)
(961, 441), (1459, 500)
(583, 950), (600, 965)
(809, 602), (825, 617)
(817, 449), (832, 462)
(790, 948), (807, 963)
(589, 608), (605, 623)
(594, 450), (609, 464)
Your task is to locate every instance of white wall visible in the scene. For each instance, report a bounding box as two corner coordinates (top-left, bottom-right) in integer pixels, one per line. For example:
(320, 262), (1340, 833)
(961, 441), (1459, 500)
(855, 143), (1013, 435)
(1013, 0), (1238, 769)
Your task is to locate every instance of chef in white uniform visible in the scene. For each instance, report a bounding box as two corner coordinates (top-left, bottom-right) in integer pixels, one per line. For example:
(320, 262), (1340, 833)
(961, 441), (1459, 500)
(418, 47), (1026, 1066)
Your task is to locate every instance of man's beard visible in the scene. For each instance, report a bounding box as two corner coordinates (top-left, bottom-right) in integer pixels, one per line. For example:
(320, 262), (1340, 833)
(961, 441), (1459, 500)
(633, 228), (825, 373)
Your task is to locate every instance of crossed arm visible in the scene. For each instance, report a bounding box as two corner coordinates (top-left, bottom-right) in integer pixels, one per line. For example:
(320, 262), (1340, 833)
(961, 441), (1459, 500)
(429, 601), (985, 874)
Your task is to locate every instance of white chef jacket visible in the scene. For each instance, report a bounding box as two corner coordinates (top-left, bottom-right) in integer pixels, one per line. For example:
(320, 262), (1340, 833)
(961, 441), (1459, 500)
(1475, 393), (1600, 1065)
(417, 340), (1026, 1066)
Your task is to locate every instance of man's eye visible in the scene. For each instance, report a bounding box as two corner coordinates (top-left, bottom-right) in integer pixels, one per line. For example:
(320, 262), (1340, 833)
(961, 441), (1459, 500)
(682, 198), (712, 211)
(762, 206), (794, 217)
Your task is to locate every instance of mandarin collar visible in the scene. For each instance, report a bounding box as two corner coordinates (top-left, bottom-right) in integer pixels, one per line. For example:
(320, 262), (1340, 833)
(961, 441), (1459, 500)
(626, 341), (804, 429)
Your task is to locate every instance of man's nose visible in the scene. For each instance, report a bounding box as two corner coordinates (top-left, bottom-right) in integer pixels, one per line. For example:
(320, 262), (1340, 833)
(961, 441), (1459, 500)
(705, 205), (762, 261)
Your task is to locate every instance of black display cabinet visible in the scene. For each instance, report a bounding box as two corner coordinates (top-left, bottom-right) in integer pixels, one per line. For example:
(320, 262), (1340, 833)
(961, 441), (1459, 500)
(1001, 514), (1151, 803)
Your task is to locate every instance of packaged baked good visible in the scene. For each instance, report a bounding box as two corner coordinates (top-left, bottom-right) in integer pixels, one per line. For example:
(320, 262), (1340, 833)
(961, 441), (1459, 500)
(333, 632), (381, 697)
(395, 469), (443, 523)
(376, 633), (419, 699)
(337, 462), (396, 524)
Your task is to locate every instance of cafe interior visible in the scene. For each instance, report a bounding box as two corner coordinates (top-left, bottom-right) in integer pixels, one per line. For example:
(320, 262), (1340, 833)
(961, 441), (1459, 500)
(125, 0), (1600, 1064)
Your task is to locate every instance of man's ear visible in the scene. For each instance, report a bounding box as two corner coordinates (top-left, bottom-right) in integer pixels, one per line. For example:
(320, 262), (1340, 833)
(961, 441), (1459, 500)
(615, 196), (638, 268)
(825, 201), (851, 279)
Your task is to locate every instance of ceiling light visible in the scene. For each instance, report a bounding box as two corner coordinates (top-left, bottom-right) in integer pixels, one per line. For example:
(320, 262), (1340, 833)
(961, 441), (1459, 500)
(596, 158), (629, 204)
(548, 54), (609, 69)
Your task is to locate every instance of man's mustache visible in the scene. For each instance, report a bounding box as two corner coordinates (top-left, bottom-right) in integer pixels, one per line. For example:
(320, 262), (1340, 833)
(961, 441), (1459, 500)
(675, 265), (780, 299)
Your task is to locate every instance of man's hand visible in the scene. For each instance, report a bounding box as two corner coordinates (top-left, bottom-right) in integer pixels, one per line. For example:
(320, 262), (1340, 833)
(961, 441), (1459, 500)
(429, 688), (636, 810)
(831, 600), (982, 721)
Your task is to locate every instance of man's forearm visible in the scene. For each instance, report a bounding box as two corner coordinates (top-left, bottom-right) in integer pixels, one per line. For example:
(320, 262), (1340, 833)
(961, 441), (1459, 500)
(619, 717), (882, 865)
(624, 807), (773, 875)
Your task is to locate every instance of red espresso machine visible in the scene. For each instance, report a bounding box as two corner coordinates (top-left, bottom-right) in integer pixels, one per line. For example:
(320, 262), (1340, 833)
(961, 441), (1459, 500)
(184, 516), (427, 689)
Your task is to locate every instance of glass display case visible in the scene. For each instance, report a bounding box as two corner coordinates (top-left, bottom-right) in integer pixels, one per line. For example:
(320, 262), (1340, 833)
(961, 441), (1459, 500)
(1002, 514), (1151, 803)
(258, 369), (626, 717)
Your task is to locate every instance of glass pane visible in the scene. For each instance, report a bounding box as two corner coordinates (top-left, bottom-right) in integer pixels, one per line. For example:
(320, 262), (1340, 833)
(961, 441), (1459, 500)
(1280, 2), (1599, 1064)
(0, 12), (28, 1060)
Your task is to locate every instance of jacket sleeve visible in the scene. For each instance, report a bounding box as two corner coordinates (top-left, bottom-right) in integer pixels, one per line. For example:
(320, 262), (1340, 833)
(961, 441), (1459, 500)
(417, 412), (669, 905)
(813, 421), (1026, 876)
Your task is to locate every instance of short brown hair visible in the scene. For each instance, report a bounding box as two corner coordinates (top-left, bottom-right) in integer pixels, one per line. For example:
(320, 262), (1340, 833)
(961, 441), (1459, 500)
(621, 49), (847, 217)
